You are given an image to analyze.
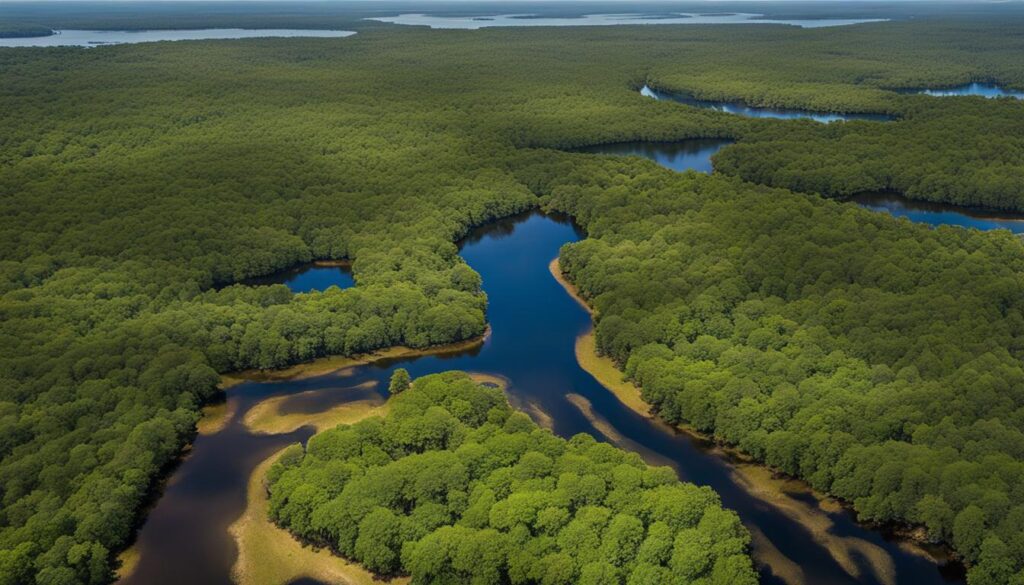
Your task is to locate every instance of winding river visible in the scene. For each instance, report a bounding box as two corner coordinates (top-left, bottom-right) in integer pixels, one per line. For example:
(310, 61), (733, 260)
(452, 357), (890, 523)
(122, 205), (964, 585)
(641, 85), (894, 123)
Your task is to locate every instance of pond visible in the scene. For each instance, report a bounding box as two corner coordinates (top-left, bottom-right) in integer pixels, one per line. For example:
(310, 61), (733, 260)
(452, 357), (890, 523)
(642, 85), (894, 123)
(121, 211), (964, 585)
(907, 82), (1024, 100)
(569, 138), (733, 173)
(852, 191), (1024, 233)
(240, 261), (354, 293)
(0, 29), (356, 48)
(367, 12), (887, 29)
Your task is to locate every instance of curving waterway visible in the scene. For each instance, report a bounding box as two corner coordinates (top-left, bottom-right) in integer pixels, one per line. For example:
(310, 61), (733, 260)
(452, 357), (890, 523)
(122, 207), (965, 585)
(641, 85), (894, 123)
(904, 82), (1024, 100)
(852, 191), (1024, 232)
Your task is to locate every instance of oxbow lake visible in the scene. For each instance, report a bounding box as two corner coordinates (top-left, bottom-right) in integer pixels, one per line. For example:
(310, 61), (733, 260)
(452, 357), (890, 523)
(241, 262), (354, 293)
(121, 211), (964, 585)
(367, 12), (888, 29)
(641, 85), (894, 123)
(0, 29), (355, 48)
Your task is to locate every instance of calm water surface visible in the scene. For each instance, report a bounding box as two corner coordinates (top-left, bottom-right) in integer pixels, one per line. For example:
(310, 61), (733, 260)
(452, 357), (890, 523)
(642, 85), (894, 123)
(369, 12), (887, 29)
(122, 211), (963, 585)
(0, 29), (355, 48)
(909, 82), (1024, 100)
(570, 138), (732, 173)
(241, 262), (354, 293)
(853, 191), (1024, 233)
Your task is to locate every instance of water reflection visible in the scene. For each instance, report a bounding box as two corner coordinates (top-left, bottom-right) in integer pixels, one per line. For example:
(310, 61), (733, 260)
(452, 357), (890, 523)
(906, 82), (1024, 100)
(569, 138), (733, 173)
(852, 191), (1024, 233)
(641, 85), (894, 123)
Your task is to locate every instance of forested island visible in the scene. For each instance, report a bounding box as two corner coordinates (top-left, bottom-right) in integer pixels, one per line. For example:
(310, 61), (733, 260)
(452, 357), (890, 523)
(268, 371), (756, 584)
(2, 2), (1024, 584)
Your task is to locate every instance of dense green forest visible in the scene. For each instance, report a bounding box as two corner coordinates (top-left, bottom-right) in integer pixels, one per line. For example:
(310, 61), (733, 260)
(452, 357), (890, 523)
(535, 152), (1024, 585)
(268, 371), (757, 584)
(3, 12), (1024, 584)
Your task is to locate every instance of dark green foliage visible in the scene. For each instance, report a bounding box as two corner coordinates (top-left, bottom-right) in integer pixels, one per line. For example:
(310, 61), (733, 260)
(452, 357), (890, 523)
(268, 372), (757, 584)
(389, 368), (411, 395)
(525, 149), (1024, 583)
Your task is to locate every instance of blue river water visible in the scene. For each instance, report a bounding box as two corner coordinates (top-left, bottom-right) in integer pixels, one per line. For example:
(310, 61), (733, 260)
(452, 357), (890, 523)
(910, 82), (1024, 99)
(641, 85), (894, 123)
(852, 192), (1024, 233)
(241, 262), (354, 293)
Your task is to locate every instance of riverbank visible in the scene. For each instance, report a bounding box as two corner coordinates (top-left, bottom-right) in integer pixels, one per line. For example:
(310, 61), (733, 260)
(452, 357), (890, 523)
(219, 328), (490, 386)
(230, 445), (409, 585)
(549, 257), (960, 583)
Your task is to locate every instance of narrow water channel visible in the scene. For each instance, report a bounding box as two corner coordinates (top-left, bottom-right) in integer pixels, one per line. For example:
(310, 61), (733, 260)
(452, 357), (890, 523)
(641, 85), (894, 122)
(852, 191), (1024, 233)
(122, 211), (964, 585)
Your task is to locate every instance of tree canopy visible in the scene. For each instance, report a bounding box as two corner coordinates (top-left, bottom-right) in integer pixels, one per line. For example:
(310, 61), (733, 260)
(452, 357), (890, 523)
(268, 372), (757, 585)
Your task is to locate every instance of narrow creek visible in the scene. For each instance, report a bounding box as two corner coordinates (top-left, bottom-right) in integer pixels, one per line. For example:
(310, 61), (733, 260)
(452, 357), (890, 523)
(121, 207), (965, 585)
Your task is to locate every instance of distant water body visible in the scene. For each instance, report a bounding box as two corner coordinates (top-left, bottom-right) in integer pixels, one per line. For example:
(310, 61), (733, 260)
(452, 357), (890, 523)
(908, 82), (1024, 100)
(368, 12), (888, 29)
(0, 29), (356, 48)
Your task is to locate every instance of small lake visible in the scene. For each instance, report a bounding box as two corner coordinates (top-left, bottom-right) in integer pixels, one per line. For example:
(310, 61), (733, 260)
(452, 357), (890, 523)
(122, 211), (963, 585)
(368, 12), (887, 29)
(0, 29), (356, 48)
(853, 192), (1024, 233)
(569, 138), (733, 173)
(241, 262), (354, 293)
(642, 85), (894, 123)
(908, 82), (1024, 100)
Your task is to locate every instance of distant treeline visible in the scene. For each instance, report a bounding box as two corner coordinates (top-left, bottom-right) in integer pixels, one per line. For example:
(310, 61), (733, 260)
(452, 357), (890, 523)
(0, 24), (53, 38)
(3, 16), (1024, 585)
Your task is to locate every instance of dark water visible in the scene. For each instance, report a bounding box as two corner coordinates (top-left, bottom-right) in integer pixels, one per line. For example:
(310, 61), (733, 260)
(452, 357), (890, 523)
(641, 85), (894, 123)
(907, 82), (1024, 100)
(569, 139), (732, 173)
(241, 262), (354, 293)
(853, 191), (1024, 233)
(122, 211), (963, 585)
